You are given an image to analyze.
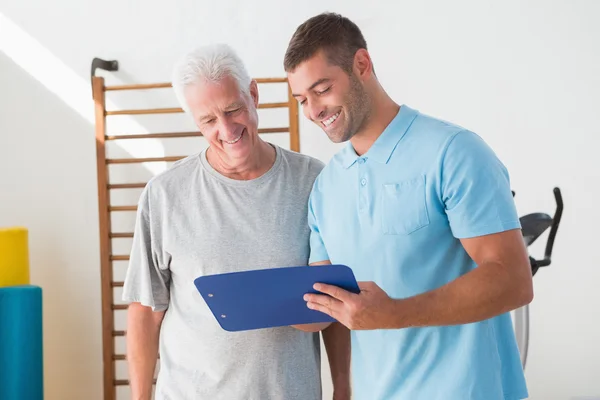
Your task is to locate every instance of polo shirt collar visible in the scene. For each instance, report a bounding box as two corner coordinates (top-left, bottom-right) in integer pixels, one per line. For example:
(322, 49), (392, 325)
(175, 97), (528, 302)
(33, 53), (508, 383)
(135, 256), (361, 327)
(340, 105), (418, 169)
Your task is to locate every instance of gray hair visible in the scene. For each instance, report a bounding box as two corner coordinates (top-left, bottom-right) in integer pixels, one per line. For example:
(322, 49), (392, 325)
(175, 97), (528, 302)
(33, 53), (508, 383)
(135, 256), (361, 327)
(172, 43), (252, 113)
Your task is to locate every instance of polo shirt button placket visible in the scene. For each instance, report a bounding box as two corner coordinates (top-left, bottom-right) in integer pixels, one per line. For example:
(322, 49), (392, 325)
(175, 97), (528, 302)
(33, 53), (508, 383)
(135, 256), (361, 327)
(358, 158), (368, 211)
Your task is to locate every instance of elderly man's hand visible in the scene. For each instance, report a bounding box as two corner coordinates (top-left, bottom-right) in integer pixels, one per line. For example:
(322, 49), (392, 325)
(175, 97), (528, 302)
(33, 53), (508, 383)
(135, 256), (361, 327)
(304, 281), (396, 330)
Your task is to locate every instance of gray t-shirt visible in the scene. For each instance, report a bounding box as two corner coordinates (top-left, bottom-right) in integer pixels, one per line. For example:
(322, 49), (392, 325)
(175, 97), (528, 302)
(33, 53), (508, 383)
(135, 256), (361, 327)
(122, 144), (326, 400)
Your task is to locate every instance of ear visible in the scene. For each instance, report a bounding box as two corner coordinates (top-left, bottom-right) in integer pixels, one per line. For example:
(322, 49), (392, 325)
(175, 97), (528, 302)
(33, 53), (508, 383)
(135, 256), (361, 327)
(353, 49), (373, 81)
(249, 79), (259, 107)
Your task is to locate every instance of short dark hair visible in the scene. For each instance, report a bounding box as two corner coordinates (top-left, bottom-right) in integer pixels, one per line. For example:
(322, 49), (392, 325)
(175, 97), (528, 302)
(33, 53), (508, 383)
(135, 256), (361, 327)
(284, 12), (368, 73)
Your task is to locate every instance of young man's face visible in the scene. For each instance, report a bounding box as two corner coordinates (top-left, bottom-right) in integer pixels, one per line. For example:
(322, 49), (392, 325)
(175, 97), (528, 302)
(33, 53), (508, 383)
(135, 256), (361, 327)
(287, 50), (370, 143)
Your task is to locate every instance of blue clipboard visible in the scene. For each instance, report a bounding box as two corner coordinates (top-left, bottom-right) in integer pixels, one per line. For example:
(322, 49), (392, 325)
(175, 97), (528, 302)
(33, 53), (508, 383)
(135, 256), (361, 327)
(193, 264), (360, 332)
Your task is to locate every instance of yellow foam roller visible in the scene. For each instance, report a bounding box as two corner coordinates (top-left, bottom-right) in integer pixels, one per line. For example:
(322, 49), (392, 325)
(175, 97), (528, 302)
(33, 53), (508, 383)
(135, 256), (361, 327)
(0, 227), (30, 287)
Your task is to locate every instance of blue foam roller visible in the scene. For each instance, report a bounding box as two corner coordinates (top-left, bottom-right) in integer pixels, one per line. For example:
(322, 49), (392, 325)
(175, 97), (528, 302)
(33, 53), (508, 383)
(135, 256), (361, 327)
(0, 285), (44, 400)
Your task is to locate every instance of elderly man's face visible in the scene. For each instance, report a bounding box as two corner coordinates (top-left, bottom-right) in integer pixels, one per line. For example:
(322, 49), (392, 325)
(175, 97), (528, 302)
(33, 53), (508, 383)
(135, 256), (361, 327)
(185, 75), (259, 167)
(287, 50), (370, 144)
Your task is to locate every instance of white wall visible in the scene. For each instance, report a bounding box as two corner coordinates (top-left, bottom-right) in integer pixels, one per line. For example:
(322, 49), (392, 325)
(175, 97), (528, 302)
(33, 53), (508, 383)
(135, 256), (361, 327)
(1, 1), (599, 399)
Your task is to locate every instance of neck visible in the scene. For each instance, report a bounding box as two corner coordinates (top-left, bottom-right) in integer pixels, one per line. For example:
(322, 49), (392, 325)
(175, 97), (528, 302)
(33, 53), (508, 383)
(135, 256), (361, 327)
(207, 139), (276, 180)
(350, 85), (400, 156)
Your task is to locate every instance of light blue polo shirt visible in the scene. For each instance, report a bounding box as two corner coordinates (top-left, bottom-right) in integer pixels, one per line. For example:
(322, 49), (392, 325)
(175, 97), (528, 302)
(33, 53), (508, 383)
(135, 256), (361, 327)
(308, 105), (528, 400)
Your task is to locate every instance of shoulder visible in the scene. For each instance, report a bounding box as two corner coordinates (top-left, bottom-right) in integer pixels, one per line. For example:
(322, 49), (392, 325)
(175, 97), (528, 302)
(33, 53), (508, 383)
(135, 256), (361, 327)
(442, 129), (494, 155)
(140, 153), (202, 200)
(411, 110), (467, 148)
(404, 108), (497, 165)
(438, 128), (503, 176)
(277, 145), (325, 179)
(312, 145), (351, 191)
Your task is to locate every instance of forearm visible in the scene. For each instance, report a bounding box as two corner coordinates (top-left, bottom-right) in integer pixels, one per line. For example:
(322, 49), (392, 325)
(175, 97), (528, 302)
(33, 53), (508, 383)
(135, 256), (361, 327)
(322, 322), (351, 397)
(391, 260), (533, 329)
(292, 322), (331, 332)
(126, 303), (164, 399)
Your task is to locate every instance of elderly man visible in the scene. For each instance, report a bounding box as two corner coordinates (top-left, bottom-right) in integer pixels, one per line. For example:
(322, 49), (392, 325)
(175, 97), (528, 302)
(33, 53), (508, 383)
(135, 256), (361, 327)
(284, 12), (533, 400)
(121, 43), (350, 400)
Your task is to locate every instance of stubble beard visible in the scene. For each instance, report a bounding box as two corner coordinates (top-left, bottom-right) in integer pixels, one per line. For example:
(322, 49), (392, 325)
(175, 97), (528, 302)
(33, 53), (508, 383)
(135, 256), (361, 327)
(332, 75), (372, 143)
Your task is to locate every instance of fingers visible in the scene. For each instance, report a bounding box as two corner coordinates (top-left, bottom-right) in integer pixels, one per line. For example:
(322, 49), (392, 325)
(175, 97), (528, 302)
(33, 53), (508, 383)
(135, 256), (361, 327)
(306, 301), (335, 318)
(313, 283), (355, 302)
(304, 293), (340, 320)
(303, 293), (341, 310)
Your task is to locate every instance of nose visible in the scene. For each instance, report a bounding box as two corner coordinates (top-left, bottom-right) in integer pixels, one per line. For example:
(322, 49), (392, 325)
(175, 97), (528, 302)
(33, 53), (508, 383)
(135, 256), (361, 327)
(218, 118), (242, 139)
(305, 99), (326, 122)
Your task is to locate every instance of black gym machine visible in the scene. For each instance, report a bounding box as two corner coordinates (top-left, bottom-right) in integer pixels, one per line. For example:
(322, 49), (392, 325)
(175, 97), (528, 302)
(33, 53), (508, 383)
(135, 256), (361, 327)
(512, 187), (563, 368)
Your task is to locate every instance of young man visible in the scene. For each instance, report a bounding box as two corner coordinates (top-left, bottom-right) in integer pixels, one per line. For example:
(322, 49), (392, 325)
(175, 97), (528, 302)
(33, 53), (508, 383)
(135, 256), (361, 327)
(284, 12), (533, 400)
(122, 43), (350, 399)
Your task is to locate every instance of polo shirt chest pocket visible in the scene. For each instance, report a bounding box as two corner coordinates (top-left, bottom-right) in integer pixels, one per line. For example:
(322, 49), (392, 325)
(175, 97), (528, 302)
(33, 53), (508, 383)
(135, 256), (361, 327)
(380, 175), (430, 235)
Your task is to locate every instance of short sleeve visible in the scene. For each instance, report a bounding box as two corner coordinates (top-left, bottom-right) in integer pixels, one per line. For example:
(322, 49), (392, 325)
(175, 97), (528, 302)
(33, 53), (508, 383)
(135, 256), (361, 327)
(121, 184), (171, 311)
(307, 188), (330, 264)
(441, 130), (521, 239)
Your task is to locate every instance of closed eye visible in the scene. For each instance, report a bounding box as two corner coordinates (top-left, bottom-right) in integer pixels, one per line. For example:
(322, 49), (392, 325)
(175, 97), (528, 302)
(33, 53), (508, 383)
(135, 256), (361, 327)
(316, 86), (331, 95)
(225, 108), (242, 115)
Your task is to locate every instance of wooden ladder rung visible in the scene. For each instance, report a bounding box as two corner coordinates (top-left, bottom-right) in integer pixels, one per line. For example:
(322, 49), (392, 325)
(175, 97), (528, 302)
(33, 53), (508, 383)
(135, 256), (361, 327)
(110, 232), (134, 238)
(112, 281), (124, 287)
(258, 127), (289, 134)
(106, 156), (185, 164)
(110, 255), (129, 261)
(106, 107), (182, 116)
(114, 379), (157, 386)
(109, 206), (137, 212)
(258, 102), (289, 109)
(105, 102), (288, 116)
(112, 350), (161, 360)
(106, 132), (201, 140)
(106, 83), (171, 91)
(108, 183), (146, 190)
(104, 77), (286, 92)
(104, 127), (288, 142)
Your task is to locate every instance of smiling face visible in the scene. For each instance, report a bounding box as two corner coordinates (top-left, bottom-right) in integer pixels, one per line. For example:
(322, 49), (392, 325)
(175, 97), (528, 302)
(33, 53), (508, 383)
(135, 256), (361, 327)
(288, 50), (372, 143)
(184, 74), (260, 168)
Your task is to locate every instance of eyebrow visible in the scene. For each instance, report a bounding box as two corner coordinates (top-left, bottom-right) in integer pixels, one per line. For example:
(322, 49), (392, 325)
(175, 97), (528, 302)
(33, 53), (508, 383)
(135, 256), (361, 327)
(292, 78), (331, 98)
(225, 102), (244, 111)
(198, 102), (244, 122)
